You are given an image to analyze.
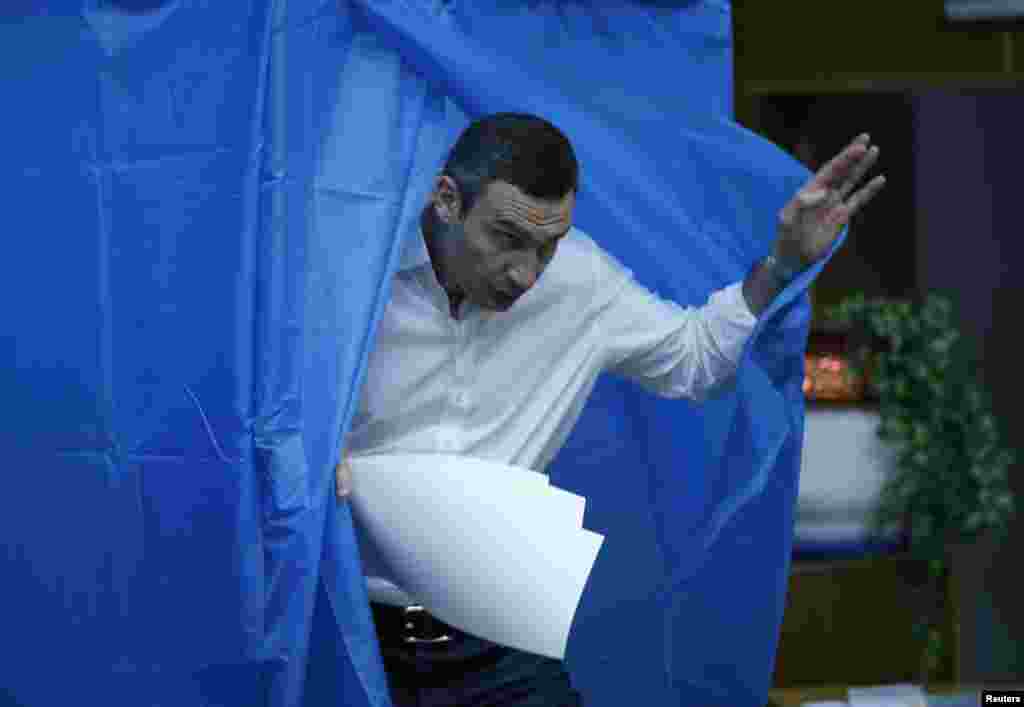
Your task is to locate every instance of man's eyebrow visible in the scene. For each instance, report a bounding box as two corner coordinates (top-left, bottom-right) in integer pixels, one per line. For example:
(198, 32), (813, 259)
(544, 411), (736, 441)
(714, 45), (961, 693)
(493, 218), (571, 244)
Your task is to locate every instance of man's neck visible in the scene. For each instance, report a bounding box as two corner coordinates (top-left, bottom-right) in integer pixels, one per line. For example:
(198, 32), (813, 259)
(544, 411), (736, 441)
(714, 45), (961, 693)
(447, 293), (464, 319)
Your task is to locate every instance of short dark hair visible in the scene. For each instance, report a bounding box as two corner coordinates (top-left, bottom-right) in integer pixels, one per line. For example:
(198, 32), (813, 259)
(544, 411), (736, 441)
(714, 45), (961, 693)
(442, 113), (579, 215)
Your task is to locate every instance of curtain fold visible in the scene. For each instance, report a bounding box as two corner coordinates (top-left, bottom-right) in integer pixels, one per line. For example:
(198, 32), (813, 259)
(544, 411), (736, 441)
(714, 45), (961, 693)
(1, 2), (843, 706)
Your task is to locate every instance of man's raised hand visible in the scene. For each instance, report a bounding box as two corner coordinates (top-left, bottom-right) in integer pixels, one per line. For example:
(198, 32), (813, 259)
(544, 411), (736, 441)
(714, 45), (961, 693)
(774, 133), (887, 269)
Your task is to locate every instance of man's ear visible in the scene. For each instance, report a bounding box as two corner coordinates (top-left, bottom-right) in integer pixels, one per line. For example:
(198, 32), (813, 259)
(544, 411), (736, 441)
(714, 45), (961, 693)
(434, 175), (463, 224)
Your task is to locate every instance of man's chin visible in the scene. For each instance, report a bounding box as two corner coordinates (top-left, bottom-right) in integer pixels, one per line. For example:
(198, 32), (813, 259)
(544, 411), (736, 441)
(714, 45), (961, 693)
(476, 288), (516, 311)
(492, 294), (519, 311)
(479, 303), (512, 315)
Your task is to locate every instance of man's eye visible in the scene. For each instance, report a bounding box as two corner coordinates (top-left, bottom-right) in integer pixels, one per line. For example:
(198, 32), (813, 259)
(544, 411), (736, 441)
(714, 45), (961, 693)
(496, 231), (519, 247)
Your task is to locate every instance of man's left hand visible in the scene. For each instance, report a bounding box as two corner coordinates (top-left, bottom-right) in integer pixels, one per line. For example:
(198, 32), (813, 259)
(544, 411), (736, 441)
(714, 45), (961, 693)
(336, 456), (353, 501)
(773, 133), (887, 270)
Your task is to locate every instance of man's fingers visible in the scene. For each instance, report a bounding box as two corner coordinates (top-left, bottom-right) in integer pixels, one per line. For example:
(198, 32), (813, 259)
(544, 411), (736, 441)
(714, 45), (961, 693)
(837, 145), (880, 200)
(336, 458), (353, 500)
(814, 133), (871, 189)
(797, 188), (829, 208)
(780, 135), (881, 235)
(844, 175), (887, 219)
(781, 185), (828, 224)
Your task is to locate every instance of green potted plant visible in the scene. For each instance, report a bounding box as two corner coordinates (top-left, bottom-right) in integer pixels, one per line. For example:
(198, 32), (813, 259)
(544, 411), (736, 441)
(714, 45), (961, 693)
(825, 293), (1016, 683)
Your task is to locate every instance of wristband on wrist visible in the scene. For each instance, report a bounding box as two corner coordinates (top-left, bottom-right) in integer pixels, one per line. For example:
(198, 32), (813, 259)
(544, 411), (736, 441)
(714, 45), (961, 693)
(763, 253), (802, 285)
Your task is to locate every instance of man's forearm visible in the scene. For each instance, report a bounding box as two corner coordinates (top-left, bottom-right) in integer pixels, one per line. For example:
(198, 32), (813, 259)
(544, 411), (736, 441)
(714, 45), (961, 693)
(742, 256), (794, 318)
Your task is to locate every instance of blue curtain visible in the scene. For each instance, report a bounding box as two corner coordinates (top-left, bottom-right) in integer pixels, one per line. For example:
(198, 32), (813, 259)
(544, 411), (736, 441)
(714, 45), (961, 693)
(1, 1), (842, 706)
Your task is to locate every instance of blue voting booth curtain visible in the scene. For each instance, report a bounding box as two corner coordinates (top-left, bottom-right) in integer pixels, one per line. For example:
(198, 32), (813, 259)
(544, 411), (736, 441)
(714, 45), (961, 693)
(1, 2), (841, 706)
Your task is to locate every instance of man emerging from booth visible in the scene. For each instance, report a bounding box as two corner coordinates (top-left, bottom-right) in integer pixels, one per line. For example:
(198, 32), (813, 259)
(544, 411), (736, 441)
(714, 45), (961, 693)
(337, 113), (885, 706)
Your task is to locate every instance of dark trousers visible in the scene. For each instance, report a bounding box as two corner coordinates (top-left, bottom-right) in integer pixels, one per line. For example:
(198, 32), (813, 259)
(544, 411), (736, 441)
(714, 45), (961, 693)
(371, 603), (584, 707)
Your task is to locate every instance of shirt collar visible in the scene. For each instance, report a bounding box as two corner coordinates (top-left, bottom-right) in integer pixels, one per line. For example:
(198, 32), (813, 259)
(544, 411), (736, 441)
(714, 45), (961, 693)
(396, 224), (458, 315)
(398, 225), (432, 273)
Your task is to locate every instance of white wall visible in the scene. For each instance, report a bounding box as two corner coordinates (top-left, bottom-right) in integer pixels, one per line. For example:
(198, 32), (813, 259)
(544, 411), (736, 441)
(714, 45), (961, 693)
(796, 407), (898, 544)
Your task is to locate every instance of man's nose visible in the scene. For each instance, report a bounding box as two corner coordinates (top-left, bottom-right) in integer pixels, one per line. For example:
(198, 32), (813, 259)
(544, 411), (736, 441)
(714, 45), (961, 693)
(508, 263), (537, 290)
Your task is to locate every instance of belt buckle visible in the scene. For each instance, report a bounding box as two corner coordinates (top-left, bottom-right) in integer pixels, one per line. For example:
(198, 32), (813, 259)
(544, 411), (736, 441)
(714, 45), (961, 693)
(401, 605), (452, 645)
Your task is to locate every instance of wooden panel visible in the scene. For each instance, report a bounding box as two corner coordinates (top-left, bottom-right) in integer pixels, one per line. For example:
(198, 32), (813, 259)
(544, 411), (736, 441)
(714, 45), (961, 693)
(772, 554), (955, 687)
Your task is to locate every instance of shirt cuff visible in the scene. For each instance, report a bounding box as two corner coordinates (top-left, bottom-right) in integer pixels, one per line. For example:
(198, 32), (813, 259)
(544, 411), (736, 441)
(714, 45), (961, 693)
(711, 281), (758, 328)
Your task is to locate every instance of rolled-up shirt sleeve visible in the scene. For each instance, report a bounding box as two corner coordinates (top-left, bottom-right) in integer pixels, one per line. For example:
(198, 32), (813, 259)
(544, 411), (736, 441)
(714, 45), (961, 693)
(592, 243), (757, 403)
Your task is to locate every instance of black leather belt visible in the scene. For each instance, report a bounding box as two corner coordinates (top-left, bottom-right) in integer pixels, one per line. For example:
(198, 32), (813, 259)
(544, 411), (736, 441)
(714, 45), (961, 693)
(371, 602), (457, 646)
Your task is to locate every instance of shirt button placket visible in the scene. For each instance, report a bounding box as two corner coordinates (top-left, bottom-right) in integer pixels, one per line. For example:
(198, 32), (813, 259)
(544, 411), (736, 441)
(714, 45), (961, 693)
(453, 317), (468, 382)
(442, 317), (467, 452)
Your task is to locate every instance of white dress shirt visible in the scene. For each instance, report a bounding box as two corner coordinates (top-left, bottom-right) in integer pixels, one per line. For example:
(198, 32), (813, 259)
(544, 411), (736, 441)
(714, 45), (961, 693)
(349, 225), (758, 605)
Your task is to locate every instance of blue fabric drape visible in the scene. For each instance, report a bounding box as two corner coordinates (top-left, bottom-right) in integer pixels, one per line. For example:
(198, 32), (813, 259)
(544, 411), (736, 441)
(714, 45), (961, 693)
(3, 4), (275, 704)
(352, 2), (837, 705)
(2, 3), (393, 705)
(1, 2), (841, 706)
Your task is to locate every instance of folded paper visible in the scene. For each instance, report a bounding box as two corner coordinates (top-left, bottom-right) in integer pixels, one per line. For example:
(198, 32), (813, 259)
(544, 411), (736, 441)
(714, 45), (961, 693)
(348, 453), (603, 659)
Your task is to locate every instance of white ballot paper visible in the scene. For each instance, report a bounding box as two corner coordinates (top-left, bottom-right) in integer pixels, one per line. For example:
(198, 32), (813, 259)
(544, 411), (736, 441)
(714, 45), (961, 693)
(348, 453), (604, 660)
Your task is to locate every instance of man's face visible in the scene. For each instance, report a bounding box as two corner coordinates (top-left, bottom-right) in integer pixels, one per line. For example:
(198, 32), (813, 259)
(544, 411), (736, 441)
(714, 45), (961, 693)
(433, 179), (575, 312)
